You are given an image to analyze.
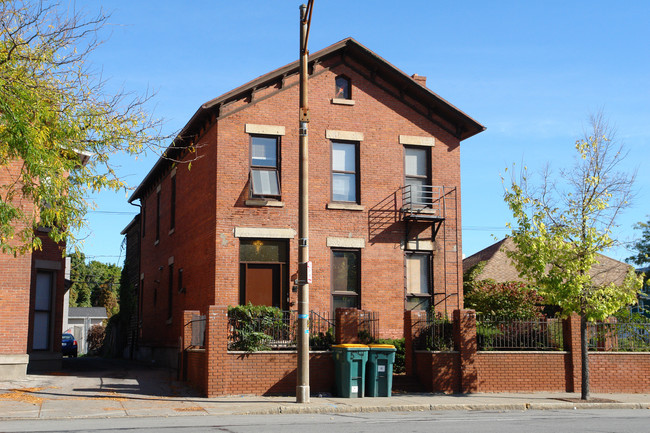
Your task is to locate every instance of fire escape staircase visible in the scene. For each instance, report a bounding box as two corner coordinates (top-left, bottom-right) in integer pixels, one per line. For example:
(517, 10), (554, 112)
(400, 184), (447, 246)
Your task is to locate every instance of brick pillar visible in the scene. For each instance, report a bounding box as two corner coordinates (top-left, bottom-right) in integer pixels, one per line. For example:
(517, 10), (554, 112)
(205, 305), (228, 397)
(404, 310), (427, 376)
(563, 313), (581, 392)
(453, 309), (477, 393)
(335, 308), (360, 344)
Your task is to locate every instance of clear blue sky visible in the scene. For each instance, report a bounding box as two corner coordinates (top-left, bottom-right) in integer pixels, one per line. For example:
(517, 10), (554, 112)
(75, 0), (650, 265)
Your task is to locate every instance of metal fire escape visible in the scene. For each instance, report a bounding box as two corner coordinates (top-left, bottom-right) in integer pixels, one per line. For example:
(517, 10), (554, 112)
(401, 185), (459, 312)
(401, 184), (447, 243)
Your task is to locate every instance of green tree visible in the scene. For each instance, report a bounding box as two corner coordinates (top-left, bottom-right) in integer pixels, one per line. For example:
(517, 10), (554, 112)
(628, 217), (650, 299)
(503, 114), (643, 400)
(69, 253), (120, 315)
(0, 1), (164, 255)
(628, 218), (650, 268)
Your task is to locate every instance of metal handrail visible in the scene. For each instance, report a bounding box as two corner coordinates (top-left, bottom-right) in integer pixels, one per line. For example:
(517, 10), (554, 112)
(401, 184), (444, 215)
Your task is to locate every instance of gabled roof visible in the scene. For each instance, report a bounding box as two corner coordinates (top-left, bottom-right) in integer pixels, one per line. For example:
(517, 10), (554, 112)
(68, 307), (108, 319)
(463, 238), (633, 287)
(120, 214), (140, 236)
(129, 38), (485, 203)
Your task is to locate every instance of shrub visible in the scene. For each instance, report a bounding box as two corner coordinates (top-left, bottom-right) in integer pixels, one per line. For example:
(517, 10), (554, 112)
(310, 327), (334, 350)
(413, 313), (454, 351)
(227, 304), (286, 352)
(465, 280), (543, 320)
(373, 338), (405, 374)
(87, 324), (105, 354)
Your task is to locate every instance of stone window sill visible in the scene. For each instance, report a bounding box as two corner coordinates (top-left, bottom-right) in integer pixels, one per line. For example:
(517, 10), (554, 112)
(245, 199), (285, 207)
(331, 98), (355, 106)
(327, 202), (364, 211)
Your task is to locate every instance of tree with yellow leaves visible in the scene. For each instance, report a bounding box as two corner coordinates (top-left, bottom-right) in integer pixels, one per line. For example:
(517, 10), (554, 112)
(503, 114), (643, 400)
(0, 1), (165, 254)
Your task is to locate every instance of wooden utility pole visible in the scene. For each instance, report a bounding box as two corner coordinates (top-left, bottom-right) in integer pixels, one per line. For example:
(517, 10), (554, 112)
(296, 0), (313, 404)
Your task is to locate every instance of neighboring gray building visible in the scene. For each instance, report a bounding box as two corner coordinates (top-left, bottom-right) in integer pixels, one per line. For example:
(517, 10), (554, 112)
(64, 307), (107, 354)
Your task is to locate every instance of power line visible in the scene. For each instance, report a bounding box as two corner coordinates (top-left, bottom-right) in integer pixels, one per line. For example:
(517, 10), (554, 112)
(87, 210), (138, 215)
(463, 226), (510, 231)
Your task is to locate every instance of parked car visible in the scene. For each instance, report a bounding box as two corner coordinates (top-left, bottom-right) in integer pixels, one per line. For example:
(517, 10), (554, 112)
(61, 333), (78, 357)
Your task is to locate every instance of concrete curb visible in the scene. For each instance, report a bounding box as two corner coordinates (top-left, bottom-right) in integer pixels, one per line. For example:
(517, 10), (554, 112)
(224, 401), (650, 417)
(1, 401), (649, 421)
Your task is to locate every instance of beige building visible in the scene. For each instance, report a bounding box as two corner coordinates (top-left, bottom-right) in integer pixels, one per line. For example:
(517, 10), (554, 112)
(463, 237), (632, 287)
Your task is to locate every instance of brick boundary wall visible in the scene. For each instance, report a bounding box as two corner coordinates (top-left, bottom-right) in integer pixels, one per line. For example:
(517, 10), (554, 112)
(408, 310), (650, 394)
(590, 353), (650, 393)
(182, 306), (650, 396)
(186, 306), (334, 397)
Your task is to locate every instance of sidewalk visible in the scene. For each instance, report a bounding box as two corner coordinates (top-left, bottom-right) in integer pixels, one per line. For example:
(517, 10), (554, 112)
(1, 358), (649, 420)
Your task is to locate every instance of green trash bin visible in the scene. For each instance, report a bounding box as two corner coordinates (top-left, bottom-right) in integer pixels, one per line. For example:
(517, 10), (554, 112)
(366, 344), (396, 397)
(332, 344), (369, 398)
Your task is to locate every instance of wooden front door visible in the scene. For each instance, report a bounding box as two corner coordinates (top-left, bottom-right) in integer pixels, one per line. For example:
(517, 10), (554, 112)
(242, 263), (281, 307)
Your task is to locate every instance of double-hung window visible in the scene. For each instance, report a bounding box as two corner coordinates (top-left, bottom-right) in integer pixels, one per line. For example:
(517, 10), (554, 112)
(331, 141), (359, 203)
(406, 252), (432, 310)
(331, 249), (360, 311)
(32, 271), (54, 350)
(170, 174), (176, 231)
(404, 146), (431, 207)
(167, 263), (174, 321)
(155, 187), (161, 243)
(250, 135), (280, 198)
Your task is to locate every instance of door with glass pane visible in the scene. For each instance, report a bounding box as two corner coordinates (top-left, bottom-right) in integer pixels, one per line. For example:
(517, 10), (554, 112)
(239, 239), (287, 308)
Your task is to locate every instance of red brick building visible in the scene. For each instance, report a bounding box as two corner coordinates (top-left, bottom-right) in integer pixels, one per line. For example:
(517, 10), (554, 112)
(128, 38), (484, 366)
(0, 162), (71, 378)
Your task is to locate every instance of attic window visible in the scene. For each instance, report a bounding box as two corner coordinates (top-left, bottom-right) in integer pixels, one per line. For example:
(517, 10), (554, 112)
(335, 75), (351, 99)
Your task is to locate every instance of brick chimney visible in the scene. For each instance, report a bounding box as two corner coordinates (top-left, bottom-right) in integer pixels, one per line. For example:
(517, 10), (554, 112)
(411, 74), (427, 87)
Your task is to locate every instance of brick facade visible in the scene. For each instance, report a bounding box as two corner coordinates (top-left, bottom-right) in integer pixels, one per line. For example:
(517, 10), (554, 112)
(130, 38), (484, 373)
(0, 162), (68, 377)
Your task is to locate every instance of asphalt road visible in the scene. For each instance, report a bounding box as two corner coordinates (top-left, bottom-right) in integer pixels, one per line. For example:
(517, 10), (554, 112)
(2, 409), (649, 433)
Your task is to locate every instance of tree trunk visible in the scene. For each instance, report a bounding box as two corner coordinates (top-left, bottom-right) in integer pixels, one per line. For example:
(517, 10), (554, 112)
(580, 315), (590, 400)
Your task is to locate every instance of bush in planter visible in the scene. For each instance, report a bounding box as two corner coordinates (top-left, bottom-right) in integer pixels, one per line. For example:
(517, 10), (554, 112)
(373, 338), (405, 374)
(227, 304), (286, 352)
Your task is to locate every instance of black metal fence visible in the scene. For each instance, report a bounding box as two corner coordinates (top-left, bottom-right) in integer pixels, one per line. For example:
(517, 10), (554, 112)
(358, 310), (380, 343)
(413, 313), (455, 351)
(227, 310), (337, 351)
(477, 315), (563, 351)
(588, 321), (650, 352)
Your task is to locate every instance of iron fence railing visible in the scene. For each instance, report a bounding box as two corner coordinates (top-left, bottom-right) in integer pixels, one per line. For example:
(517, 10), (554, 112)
(308, 310), (336, 350)
(588, 321), (650, 352)
(358, 310), (380, 343)
(401, 184), (444, 215)
(413, 313), (455, 351)
(477, 315), (563, 351)
(227, 310), (337, 351)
